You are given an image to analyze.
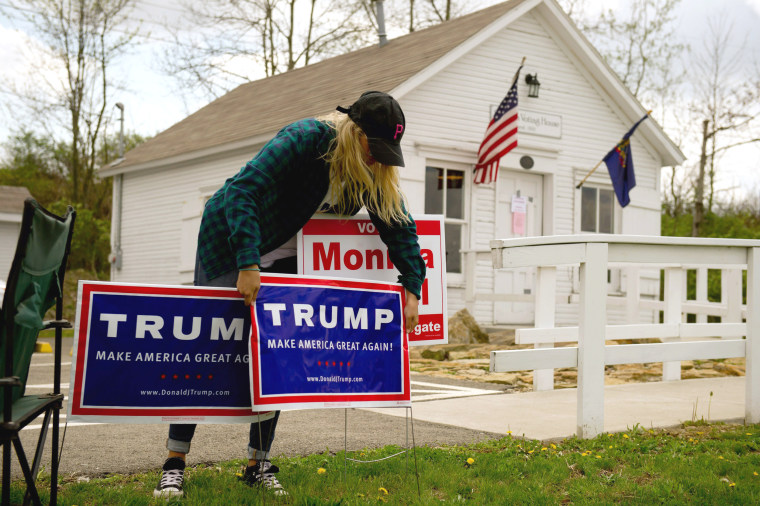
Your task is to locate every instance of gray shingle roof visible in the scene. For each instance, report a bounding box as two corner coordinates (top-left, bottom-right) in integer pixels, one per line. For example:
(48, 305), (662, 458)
(115, 0), (527, 170)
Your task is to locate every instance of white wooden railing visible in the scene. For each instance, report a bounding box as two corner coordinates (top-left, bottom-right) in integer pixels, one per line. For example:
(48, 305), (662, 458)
(462, 249), (537, 306)
(489, 234), (759, 438)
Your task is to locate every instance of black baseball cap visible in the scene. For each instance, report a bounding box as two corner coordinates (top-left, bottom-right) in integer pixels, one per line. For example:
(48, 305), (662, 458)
(337, 91), (406, 167)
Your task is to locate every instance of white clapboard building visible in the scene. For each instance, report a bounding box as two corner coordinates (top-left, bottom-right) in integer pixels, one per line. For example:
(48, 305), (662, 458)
(102, 0), (684, 327)
(0, 186), (32, 285)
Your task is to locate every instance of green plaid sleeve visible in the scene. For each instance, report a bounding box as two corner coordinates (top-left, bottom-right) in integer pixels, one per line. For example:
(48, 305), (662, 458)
(369, 203), (427, 300)
(223, 123), (310, 268)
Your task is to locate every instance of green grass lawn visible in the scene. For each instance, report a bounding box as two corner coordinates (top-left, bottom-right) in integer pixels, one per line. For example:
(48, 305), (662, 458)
(11, 422), (760, 504)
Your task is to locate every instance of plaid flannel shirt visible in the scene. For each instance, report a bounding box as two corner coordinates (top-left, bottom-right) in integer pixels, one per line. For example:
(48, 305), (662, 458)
(197, 118), (426, 298)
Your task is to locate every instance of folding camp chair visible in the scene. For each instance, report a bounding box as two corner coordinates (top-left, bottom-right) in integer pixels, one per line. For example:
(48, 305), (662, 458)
(0, 198), (75, 505)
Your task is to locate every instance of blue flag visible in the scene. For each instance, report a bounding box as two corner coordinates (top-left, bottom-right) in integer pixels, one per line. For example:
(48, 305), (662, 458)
(603, 113), (649, 207)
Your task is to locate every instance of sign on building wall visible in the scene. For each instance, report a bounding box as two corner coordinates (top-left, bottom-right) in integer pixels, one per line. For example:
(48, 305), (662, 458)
(69, 277), (410, 423)
(518, 110), (562, 138)
(297, 214), (448, 346)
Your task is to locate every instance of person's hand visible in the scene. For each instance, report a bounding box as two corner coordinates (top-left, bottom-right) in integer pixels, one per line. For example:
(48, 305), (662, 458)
(404, 289), (419, 334)
(237, 267), (261, 306)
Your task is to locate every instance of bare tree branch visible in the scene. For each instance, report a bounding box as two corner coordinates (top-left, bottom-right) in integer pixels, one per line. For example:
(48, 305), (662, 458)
(1, 0), (139, 208)
(162, 0), (376, 101)
(711, 138), (760, 154)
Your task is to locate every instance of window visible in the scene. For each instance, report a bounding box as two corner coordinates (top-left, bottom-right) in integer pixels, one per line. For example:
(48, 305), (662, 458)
(577, 185), (621, 292)
(425, 166), (465, 273)
(581, 186), (614, 233)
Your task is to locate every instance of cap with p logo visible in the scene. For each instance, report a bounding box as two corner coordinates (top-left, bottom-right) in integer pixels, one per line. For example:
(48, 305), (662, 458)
(336, 91), (406, 167)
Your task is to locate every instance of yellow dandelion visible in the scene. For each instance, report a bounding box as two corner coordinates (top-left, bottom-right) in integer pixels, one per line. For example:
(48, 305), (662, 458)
(596, 455), (602, 459)
(609, 445), (613, 449)
(528, 450), (534, 454)
(467, 458), (475, 465)
(551, 444), (557, 449)
(379, 487), (389, 495)
(718, 456), (724, 460)
(607, 434), (613, 438)
(541, 447), (548, 451)
(507, 430), (513, 435)
(317, 468), (326, 474)
(729, 482), (736, 488)
(623, 434), (629, 439)
(753, 472), (758, 476)
(747, 433), (753, 436)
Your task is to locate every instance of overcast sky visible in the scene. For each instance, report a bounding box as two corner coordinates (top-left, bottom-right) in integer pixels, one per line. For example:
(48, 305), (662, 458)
(1, 0), (759, 199)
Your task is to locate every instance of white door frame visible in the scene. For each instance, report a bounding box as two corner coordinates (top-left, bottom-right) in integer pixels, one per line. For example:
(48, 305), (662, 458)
(493, 168), (545, 324)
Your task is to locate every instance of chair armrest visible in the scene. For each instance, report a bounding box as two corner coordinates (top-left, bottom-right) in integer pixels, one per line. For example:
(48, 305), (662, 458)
(43, 319), (72, 330)
(0, 376), (22, 388)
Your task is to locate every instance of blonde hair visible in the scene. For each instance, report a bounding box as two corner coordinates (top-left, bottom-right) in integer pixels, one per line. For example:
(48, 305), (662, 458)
(317, 111), (410, 225)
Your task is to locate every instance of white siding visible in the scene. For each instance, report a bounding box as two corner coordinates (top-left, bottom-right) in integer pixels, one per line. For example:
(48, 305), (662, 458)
(400, 10), (663, 326)
(0, 221), (21, 281)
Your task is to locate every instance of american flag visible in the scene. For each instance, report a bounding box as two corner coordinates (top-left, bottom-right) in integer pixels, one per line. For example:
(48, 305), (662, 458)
(473, 65), (522, 184)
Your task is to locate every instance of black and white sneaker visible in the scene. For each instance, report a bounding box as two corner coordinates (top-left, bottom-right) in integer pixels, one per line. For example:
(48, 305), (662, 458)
(241, 460), (288, 496)
(153, 457), (186, 498)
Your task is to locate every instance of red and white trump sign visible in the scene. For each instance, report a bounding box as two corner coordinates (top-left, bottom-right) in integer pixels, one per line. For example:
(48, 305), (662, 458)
(297, 214), (447, 345)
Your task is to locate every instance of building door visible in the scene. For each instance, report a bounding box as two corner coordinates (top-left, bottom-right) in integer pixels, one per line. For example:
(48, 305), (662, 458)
(493, 170), (543, 324)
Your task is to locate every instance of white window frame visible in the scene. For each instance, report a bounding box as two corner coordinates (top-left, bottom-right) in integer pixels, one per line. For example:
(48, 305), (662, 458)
(423, 163), (469, 285)
(579, 185), (616, 234)
(573, 179), (622, 293)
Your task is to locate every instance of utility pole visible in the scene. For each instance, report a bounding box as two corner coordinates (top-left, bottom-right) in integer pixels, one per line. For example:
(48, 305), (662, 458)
(115, 102), (125, 158)
(375, 0), (388, 46)
(111, 102), (125, 273)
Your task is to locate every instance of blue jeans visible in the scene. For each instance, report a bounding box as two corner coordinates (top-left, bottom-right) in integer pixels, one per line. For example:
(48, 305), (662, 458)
(166, 256), (296, 460)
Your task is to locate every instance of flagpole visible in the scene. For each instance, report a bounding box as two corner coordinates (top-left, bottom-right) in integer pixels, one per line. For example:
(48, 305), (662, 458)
(575, 110), (652, 190)
(575, 158), (605, 189)
(508, 57), (525, 86)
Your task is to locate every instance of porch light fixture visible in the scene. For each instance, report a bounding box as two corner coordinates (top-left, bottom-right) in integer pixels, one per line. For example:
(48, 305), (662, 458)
(525, 73), (541, 98)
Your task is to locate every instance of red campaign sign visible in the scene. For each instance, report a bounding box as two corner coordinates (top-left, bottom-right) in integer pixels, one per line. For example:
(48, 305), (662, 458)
(297, 214), (448, 345)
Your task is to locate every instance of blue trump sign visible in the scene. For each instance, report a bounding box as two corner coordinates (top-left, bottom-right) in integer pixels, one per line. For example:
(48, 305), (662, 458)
(250, 275), (410, 410)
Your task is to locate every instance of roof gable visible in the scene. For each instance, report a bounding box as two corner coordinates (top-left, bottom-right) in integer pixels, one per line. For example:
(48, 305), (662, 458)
(532, 0), (683, 165)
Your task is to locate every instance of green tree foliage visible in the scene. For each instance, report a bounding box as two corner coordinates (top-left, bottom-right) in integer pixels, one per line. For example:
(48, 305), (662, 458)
(0, 130), (69, 206)
(49, 202), (111, 274)
(662, 209), (760, 241)
(1, 129), (146, 275)
(662, 206), (757, 314)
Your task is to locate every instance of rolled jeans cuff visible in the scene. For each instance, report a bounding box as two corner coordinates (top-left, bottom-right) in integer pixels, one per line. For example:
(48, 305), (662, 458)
(248, 446), (269, 461)
(166, 438), (192, 454)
